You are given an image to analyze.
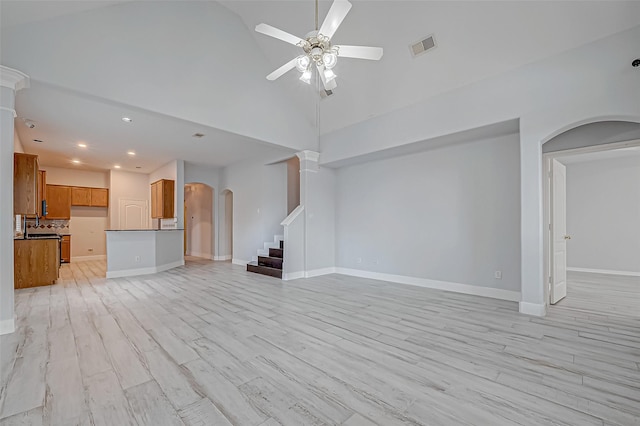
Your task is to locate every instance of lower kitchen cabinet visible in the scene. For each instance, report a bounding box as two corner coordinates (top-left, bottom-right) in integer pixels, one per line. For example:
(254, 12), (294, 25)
(14, 239), (60, 288)
(61, 235), (71, 263)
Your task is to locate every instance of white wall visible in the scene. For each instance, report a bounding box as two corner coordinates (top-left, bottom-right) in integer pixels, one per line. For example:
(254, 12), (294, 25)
(1, 86), (17, 333)
(184, 183), (213, 259)
(13, 126), (23, 153)
(322, 25), (640, 314)
(42, 166), (109, 259)
(304, 165), (336, 272)
(220, 157), (287, 263)
(566, 156), (640, 274)
(336, 133), (521, 293)
(109, 170), (150, 229)
(219, 190), (233, 259)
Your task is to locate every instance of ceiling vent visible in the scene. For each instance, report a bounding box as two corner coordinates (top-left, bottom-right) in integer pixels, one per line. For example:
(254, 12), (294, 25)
(320, 89), (334, 99)
(410, 35), (436, 57)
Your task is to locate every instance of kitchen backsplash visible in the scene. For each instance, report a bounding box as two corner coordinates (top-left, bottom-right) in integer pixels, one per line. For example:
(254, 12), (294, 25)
(26, 219), (70, 235)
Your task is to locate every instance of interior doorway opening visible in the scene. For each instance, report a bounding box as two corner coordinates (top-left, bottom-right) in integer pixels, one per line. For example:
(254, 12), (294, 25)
(184, 183), (214, 260)
(542, 120), (640, 314)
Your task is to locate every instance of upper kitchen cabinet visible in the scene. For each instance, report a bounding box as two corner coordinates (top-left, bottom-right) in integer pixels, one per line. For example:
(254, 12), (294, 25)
(37, 170), (47, 218)
(71, 186), (91, 206)
(151, 179), (175, 219)
(90, 188), (109, 207)
(14, 153), (39, 216)
(46, 185), (71, 220)
(71, 186), (109, 207)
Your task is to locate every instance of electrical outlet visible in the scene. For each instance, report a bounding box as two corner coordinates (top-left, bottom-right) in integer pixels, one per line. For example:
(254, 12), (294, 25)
(88, 248), (93, 252)
(135, 256), (141, 262)
(494, 270), (502, 279)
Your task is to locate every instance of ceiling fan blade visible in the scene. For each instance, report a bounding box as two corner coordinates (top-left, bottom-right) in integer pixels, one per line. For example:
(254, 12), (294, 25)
(335, 45), (383, 60)
(317, 64), (337, 91)
(319, 0), (352, 39)
(255, 23), (304, 46)
(267, 58), (298, 81)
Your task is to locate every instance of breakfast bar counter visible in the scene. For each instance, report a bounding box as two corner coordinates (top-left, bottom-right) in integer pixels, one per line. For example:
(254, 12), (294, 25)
(105, 229), (184, 278)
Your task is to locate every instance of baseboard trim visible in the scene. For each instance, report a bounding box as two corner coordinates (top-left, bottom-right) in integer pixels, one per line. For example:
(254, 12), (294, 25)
(214, 255), (231, 261)
(335, 267), (521, 302)
(71, 254), (106, 262)
(519, 302), (547, 317)
(305, 267), (337, 278)
(283, 271), (305, 281)
(0, 317), (16, 335)
(232, 258), (249, 266)
(187, 251), (213, 260)
(106, 260), (185, 279)
(567, 267), (640, 277)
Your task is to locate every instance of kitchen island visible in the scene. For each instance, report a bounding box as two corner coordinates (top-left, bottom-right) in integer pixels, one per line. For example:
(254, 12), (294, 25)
(14, 237), (60, 288)
(105, 229), (184, 278)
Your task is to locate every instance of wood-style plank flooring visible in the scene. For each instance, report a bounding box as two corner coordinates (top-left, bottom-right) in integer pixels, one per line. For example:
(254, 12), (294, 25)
(1, 259), (639, 425)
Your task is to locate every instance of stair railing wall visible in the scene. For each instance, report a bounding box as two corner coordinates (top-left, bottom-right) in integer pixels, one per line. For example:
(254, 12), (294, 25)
(280, 205), (305, 280)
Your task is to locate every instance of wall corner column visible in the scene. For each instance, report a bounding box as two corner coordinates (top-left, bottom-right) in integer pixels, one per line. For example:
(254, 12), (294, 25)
(0, 65), (30, 335)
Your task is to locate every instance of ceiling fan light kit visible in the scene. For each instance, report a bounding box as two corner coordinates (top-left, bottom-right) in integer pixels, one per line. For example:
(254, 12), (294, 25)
(256, 0), (383, 90)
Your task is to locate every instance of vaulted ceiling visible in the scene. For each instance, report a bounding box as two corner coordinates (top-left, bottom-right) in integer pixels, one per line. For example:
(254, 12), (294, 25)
(2, 1), (639, 172)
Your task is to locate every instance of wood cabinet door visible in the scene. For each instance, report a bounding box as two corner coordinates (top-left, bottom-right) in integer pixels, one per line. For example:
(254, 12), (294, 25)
(46, 185), (71, 219)
(90, 188), (109, 207)
(37, 170), (46, 217)
(71, 187), (91, 206)
(161, 180), (175, 218)
(61, 236), (71, 263)
(14, 153), (39, 215)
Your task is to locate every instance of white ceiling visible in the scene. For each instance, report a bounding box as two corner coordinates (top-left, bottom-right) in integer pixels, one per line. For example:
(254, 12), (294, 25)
(2, 1), (639, 172)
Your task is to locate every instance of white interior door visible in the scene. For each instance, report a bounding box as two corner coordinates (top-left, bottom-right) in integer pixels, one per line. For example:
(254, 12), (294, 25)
(119, 199), (148, 230)
(550, 159), (568, 304)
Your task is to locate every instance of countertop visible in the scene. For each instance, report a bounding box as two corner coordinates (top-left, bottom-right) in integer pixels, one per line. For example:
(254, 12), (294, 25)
(105, 229), (184, 232)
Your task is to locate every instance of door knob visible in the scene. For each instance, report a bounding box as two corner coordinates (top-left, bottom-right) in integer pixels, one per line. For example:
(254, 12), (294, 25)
(564, 235), (571, 240)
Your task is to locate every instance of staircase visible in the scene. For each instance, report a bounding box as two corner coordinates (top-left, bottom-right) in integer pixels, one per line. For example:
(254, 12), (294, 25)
(247, 237), (283, 279)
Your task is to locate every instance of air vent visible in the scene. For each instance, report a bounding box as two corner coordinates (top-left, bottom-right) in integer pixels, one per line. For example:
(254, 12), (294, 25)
(410, 35), (436, 57)
(320, 89), (333, 99)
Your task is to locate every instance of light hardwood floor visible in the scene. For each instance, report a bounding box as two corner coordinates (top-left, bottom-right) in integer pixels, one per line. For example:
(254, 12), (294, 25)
(1, 259), (639, 425)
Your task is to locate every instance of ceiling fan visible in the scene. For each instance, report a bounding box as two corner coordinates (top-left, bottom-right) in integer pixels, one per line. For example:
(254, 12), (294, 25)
(255, 0), (383, 90)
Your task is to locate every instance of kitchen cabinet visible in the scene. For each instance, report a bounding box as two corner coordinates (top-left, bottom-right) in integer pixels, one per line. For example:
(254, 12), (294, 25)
(90, 188), (109, 207)
(151, 179), (175, 219)
(71, 186), (91, 206)
(46, 185), (71, 219)
(14, 239), (59, 288)
(37, 170), (47, 218)
(14, 153), (39, 216)
(61, 235), (71, 263)
(71, 186), (108, 207)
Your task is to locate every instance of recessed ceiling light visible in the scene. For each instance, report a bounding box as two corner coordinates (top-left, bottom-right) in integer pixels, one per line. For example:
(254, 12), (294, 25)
(72, 159), (81, 164)
(77, 143), (87, 148)
(122, 117), (132, 123)
(33, 139), (43, 143)
(127, 151), (136, 156)
(114, 165), (121, 169)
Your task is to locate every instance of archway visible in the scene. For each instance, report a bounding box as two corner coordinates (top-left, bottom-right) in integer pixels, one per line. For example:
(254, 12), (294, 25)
(541, 120), (640, 309)
(219, 189), (233, 261)
(184, 183), (214, 259)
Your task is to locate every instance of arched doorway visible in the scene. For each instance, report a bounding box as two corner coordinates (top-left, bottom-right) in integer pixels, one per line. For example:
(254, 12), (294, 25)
(184, 183), (214, 259)
(219, 189), (233, 261)
(542, 120), (640, 310)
